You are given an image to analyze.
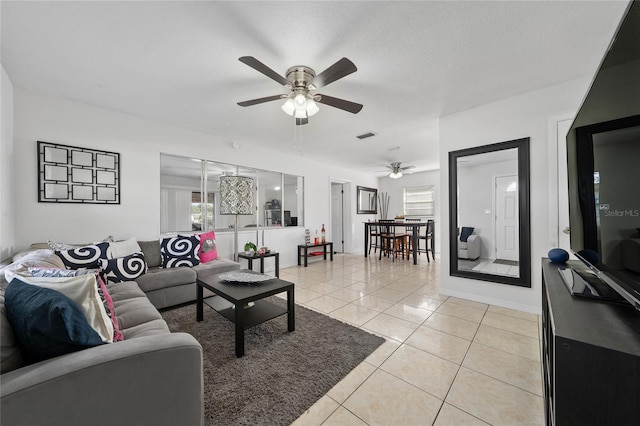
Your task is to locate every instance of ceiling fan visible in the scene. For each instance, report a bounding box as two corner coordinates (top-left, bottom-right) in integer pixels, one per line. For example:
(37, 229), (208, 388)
(237, 56), (363, 125)
(384, 162), (415, 179)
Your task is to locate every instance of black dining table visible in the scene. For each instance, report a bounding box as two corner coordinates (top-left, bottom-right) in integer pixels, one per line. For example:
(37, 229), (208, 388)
(364, 221), (430, 265)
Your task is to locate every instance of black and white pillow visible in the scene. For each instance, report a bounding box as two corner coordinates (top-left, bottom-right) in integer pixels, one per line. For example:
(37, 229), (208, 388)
(99, 252), (148, 283)
(55, 242), (109, 269)
(160, 235), (201, 268)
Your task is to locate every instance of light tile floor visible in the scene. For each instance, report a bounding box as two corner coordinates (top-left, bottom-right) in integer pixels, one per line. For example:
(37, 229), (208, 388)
(281, 253), (543, 426)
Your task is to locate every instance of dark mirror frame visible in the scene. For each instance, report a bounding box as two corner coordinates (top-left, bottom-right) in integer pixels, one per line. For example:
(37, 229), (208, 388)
(357, 186), (378, 214)
(448, 137), (531, 287)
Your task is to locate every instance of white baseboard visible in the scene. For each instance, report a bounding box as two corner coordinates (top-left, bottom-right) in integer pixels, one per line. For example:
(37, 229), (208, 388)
(439, 287), (541, 315)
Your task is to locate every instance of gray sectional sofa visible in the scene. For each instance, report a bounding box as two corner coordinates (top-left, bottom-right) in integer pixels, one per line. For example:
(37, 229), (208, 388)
(0, 238), (241, 426)
(135, 239), (241, 309)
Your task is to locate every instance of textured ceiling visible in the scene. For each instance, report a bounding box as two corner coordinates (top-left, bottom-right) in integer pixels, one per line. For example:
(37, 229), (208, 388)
(0, 1), (630, 176)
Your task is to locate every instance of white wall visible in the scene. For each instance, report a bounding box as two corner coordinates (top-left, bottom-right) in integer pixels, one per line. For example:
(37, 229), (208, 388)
(12, 89), (378, 267)
(378, 169), (441, 254)
(439, 77), (591, 314)
(1, 64), (15, 262)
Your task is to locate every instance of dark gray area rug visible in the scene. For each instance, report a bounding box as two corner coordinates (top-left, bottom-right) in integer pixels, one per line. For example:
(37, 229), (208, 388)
(161, 297), (385, 426)
(494, 259), (519, 266)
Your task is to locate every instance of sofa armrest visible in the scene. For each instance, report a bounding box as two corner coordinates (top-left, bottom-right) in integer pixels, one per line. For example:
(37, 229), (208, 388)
(1, 332), (203, 426)
(466, 235), (481, 259)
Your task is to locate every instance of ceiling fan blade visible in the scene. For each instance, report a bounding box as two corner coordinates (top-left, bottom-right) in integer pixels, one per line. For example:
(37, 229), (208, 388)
(316, 94), (363, 114)
(296, 117), (309, 125)
(401, 165), (416, 171)
(237, 94), (284, 107)
(312, 57), (357, 89)
(239, 56), (289, 86)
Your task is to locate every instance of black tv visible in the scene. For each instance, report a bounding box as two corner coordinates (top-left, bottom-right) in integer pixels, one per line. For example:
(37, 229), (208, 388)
(566, 0), (640, 308)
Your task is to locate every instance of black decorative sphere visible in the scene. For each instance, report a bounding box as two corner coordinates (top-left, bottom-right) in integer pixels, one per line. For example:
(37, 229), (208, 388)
(577, 249), (601, 265)
(548, 248), (569, 264)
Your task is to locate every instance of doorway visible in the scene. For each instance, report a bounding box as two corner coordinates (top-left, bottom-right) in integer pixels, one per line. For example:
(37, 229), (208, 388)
(331, 182), (345, 253)
(494, 174), (519, 262)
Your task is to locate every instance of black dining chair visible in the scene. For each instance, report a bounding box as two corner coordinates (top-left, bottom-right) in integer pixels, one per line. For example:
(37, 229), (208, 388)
(378, 219), (408, 261)
(404, 218), (435, 262)
(404, 218), (423, 260)
(423, 219), (435, 261)
(368, 221), (382, 255)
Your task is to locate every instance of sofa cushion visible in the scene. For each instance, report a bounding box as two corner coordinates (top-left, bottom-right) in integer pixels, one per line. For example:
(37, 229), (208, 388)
(47, 240), (78, 251)
(106, 281), (147, 302)
(160, 235), (200, 268)
(100, 252), (148, 283)
(114, 297), (163, 331)
(134, 266), (197, 293)
(22, 267), (124, 342)
(5, 250), (66, 283)
(55, 242), (110, 269)
(107, 237), (142, 259)
(0, 287), (26, 373)
(198, 230), (218, 263)
(4, 279), (105, 363)
(121, 318), (170, 340)
(192, 258), (241, 278)
(138, 240), (162, 268)
(9, 248), (66, 269)
(95, 274), (124, 342)
(460, 227), (475, 242)
(6, 272), (115, 343)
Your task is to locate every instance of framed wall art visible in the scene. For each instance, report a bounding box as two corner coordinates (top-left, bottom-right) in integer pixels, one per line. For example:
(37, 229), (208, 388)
(37, 141), (121, 204)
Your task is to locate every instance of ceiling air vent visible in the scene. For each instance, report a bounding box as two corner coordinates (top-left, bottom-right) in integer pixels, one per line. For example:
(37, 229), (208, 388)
(356, 132), (377, 140)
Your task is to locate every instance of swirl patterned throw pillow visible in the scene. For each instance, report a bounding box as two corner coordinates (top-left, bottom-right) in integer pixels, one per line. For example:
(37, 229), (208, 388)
(55, 242), (110, 269)
(99, 252), (148, 283)
(160, 235), (201, 268)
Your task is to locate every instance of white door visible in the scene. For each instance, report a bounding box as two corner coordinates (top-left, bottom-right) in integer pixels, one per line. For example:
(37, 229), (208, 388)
(495, 175), (519, 261)
(557, 119), (573, 250)
(331, 183), (344, 253)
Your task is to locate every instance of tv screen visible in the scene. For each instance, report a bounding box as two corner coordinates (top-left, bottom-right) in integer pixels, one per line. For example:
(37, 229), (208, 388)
(566, 0), (640, 308)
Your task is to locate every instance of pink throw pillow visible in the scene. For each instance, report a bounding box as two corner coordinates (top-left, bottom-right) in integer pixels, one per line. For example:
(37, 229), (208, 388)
(96, 274), (124, 342)
(199, 231), (217, 263)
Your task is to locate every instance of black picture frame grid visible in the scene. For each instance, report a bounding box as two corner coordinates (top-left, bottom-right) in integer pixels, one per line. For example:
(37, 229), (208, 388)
(37, 141), (121, 204)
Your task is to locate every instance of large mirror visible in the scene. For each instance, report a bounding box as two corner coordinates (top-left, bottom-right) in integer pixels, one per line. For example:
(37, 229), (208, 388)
(449, 138), (531, 287)
(160, 153), (304, 234)
(357, 186), (378, 214)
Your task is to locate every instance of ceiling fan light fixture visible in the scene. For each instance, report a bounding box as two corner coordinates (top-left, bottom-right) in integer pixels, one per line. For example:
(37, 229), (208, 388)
(389, 171), (403, 179)
(281, 98), (295, 116)
(238, 56), (361, 125)
(294, 93), (306, 106)
(306, 99), (319, 116)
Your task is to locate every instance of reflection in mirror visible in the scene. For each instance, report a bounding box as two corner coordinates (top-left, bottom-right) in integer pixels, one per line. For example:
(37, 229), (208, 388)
(160, 155), (203, 233)
(160, 153), (304, 234)
(449, 138), (531, 287)
(283, 174), (303, 226)
(258, 169), (281, 226)
(357, 186), (377, 214)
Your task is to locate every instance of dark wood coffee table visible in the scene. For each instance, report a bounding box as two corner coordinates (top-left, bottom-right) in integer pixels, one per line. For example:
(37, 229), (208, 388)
(196, 270), (295, 357)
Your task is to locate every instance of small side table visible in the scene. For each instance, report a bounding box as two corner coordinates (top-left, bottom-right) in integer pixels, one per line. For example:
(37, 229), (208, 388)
(297, 242), (333, 267)
(237, 252), (279, 278)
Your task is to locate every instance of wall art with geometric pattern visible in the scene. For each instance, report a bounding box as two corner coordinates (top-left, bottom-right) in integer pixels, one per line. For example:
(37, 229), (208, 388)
(37, 141), (120, 204)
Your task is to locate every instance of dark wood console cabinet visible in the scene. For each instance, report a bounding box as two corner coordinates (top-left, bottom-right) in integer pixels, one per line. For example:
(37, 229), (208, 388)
(542, 259), (640, 425)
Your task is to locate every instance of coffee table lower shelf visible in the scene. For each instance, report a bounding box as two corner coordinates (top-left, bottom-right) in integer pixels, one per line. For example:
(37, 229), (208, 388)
(204, 296), (288, 329)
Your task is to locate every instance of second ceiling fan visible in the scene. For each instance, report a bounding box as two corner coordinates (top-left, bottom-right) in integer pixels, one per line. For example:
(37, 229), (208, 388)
(237, 56), (363, 125)
(386, 162), (415, 179)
